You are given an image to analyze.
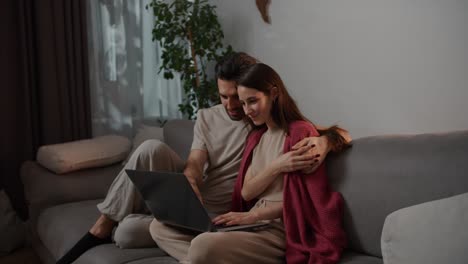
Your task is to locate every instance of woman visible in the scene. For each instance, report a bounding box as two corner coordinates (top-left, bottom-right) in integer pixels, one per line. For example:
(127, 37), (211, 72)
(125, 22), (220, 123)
(204, 63), (348, 264)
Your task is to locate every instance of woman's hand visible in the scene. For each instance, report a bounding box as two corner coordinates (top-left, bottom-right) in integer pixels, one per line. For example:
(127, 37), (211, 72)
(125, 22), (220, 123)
(212, 211), (259, 226)
(292, 136), (330, 174)
(273, 145), (318, 174)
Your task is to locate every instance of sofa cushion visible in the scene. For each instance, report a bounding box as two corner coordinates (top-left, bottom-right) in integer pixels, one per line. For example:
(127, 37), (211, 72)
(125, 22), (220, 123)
(125, 251), (382, 264)
(126, 256), (179, 264)
(37, 199), (103, 260)
(37, 199), (168, 263)
(339, 251), (383, 264)
(75, 244), (169, 264)
(37, 135), (131, 174)
(21, 161), (122, 217)
(381, 192), (468, 264)
(327, 130), (468, 256)
(163, 120), (194, 161)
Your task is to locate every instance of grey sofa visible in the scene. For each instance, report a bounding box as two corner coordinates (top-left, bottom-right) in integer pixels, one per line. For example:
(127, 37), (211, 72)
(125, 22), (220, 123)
(21, 119), (468, 264)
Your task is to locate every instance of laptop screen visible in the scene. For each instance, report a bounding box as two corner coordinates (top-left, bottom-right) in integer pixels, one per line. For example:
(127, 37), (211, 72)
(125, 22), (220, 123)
(126, 170), (213, 233)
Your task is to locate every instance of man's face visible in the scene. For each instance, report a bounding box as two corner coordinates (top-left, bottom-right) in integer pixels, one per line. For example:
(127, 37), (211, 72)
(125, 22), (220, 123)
(218, 79), (244, 121)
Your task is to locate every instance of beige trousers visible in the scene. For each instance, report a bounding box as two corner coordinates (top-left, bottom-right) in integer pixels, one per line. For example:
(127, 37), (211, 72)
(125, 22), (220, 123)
(96, 139), (185, 248)
(150, 218), (285, 264)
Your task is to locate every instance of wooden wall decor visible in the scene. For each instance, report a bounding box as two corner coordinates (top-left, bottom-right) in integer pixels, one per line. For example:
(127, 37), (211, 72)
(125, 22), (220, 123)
(256, 0), (271, 24)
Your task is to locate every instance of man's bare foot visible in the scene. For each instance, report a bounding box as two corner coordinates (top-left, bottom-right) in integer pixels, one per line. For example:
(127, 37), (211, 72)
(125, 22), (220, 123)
(89, 214), (116, 239)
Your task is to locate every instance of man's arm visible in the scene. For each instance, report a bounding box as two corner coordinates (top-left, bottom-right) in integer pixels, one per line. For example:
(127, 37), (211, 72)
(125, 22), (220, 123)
(183, 149), (208, 203)
(293, 125), (352, 174)
(315, 125), (352, 151)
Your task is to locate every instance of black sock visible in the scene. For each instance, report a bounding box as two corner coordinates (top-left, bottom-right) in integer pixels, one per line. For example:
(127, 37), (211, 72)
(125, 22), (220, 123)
(56, 232), (111, 264)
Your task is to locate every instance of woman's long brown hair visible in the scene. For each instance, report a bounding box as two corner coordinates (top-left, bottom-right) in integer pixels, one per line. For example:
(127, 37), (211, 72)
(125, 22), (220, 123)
(236, 63), (309, 134)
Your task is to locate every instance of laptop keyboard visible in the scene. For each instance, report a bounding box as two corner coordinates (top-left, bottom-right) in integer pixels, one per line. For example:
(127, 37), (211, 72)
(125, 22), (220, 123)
(214, 223), (237, 228)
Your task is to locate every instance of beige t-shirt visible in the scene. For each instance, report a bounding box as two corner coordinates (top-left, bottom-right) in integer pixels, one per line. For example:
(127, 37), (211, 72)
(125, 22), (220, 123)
(191, 104), (250, 214)
(246, 127), (286, 229)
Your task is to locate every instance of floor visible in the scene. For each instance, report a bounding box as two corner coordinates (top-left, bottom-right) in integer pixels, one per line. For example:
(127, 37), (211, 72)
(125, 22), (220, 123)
(0, 246), (41, 264)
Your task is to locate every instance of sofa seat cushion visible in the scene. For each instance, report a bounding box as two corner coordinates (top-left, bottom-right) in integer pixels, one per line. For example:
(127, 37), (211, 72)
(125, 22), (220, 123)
(381, 192), (468, 264)
(339, 251), (383, 264)
(37, 199), (104, 259)
(75, 244), (169, 264)
(126, 256), (179, 264)
(36, 199), (168, 263)
(79, 248), (379, 264)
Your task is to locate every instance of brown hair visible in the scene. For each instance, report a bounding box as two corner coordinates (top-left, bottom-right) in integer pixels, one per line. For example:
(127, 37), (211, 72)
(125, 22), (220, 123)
(238, 63), (352, 152)
(236, 63), (309, 133)
(215, 52), (258, 82)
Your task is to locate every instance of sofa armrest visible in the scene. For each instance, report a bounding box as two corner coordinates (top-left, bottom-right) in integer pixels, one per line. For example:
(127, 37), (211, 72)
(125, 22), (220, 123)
(21, 161), (122, 219)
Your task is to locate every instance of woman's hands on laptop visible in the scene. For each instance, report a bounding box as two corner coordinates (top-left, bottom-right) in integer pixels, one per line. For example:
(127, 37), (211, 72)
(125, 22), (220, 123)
(212, 211), (260, 226)
(213, 202), (283, 226)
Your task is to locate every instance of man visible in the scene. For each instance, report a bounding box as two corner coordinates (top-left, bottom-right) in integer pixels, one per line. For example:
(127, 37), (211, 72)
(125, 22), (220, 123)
(57, 52), (350, 264)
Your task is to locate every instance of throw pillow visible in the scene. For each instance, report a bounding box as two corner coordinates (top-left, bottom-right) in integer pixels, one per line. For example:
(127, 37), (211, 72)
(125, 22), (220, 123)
(37, 135), (131, 174)
(0, 190), (25, 256)
(381, 192), (468, 264)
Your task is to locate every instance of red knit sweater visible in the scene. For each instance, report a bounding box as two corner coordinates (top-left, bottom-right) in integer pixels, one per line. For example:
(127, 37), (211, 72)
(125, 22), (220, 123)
(231, 121), (347, 264)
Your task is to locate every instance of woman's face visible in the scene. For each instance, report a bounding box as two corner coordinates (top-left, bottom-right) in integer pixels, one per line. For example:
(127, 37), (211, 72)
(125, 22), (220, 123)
(238, 85), (275, 127)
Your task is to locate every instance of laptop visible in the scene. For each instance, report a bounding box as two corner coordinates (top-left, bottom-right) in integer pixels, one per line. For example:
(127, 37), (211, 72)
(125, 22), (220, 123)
(125, 170), (270, 233)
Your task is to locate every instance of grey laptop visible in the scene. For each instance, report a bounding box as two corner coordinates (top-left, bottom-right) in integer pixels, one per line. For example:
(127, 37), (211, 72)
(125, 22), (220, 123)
(125, 170), (270, 233)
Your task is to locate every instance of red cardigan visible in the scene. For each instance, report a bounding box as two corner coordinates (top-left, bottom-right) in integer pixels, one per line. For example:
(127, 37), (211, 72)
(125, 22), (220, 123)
(231, 121), (347, 264)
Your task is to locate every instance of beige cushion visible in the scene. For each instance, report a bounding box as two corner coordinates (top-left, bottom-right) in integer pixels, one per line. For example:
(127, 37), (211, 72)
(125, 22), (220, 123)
(381, 192), (468, 264)
(37, 135), (131, 174)
(123, 125), (164, 164)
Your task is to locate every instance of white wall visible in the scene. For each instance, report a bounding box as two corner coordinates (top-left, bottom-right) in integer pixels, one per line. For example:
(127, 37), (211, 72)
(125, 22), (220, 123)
(210, 0), (468, 138)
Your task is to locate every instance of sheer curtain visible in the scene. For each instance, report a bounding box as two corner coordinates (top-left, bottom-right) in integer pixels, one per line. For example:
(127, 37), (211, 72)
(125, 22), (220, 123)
(86, 0), (182, 138)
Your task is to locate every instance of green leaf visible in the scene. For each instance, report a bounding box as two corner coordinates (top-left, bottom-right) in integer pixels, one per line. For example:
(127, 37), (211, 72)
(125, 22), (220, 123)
(149, 0), (235, 118)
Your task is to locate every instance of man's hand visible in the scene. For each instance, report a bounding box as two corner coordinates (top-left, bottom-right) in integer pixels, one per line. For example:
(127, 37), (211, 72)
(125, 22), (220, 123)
(187, 178), (204, 204)
(292, 136), (330, 174)
(212, 211), (259, 226)
(184, 149), (207, 204)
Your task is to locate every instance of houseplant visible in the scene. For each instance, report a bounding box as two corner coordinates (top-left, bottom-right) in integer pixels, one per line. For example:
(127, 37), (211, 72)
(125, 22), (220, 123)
(147, 0), (232, 119)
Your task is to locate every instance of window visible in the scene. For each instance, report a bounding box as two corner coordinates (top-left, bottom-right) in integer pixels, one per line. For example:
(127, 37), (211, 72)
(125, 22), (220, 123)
(87, 0), (182, 138)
